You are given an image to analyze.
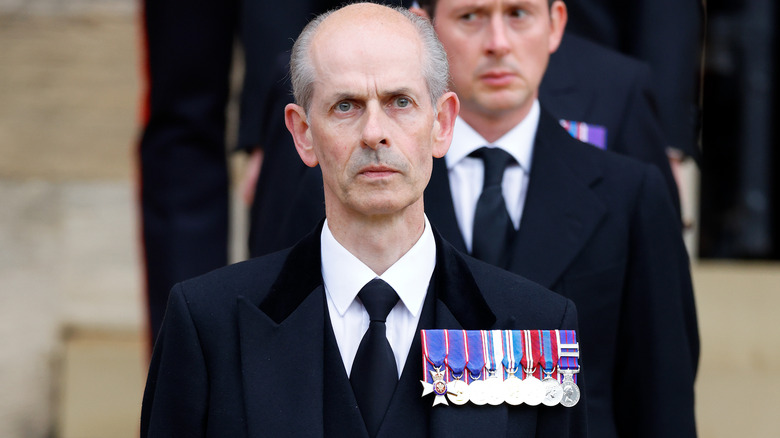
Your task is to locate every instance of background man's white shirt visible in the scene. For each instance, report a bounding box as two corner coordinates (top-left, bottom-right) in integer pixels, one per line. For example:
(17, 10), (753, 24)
(445, 100), (540, 252)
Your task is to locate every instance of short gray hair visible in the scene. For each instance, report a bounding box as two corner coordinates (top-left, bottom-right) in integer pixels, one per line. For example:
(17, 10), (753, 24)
(289, 4), (450, 113)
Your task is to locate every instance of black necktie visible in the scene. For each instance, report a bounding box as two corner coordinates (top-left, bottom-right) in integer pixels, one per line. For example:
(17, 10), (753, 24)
(471, 147), (515, 266)
(350, 278), (400, 437)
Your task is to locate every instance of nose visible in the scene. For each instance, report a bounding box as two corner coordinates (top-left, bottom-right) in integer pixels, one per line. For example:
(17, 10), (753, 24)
(485, 14), (511, 57)
(361, 102), (389, 150)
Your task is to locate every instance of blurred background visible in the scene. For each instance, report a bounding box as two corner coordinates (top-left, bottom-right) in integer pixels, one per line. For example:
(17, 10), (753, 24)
(0, 0), (778, 437)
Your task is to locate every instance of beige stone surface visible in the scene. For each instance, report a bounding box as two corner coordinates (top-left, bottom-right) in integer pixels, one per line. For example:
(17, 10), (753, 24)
(693, 262), (780, 438)
(0, 6), (143, 438)
(57, 331), (145, 438)
(0, 182), (62, 438)
(0, 14), (139, 181)
(58, 182), (143, 331)
(0, 179), (144, 438)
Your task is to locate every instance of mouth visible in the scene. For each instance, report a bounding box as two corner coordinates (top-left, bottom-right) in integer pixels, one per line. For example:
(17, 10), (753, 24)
(479, 70), (517, 87)
(358, 165), (398, 179)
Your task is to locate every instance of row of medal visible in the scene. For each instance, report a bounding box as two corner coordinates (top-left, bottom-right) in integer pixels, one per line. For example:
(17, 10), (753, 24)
(420, 329), (580, 407)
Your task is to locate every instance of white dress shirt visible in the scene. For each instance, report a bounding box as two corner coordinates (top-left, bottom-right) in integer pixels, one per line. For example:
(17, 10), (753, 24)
(321, 216), (436, 377)
(445, 100), (539, 253)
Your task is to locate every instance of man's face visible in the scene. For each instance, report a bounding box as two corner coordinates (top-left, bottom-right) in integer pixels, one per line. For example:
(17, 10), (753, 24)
(432, 0), (565, 128)
(286, 10), (456, 220)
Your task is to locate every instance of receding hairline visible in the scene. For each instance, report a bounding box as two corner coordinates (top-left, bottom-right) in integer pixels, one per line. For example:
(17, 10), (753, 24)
(307, 6), (427, 89)
(290, 2), (451, 112)
(310, 3), (424, 51)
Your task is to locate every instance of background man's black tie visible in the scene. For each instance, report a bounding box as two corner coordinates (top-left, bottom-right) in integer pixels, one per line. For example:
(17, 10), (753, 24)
(350, 278), (400, 437)
(471, 147), (515, 267)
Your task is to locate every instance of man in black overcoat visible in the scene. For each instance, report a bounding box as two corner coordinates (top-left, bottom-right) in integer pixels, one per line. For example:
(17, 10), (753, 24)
(142, 4), (587, 436)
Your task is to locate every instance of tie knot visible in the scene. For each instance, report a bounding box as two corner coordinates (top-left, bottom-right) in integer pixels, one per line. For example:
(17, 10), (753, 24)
(358, 278), (399, 323)
(471, 147), (515, 188)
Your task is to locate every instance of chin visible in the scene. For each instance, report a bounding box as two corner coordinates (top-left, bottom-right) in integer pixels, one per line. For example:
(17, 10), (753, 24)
(358, 199), (405, 216)
(354, 194), (420, 218)
(486, 97), (529, 112)
(474, 89), (529, 111)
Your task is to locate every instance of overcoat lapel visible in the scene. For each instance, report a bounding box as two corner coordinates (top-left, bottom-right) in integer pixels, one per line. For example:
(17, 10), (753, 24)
(508, 111), (607, 288)
(238, 291), (325, 437)
(238, 225), (327, 438)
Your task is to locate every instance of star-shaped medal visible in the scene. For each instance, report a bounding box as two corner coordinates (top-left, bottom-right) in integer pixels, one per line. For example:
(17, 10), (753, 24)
(420, 367), (449, 406)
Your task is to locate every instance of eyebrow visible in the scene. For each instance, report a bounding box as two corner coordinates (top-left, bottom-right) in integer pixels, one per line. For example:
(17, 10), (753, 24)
(326, 87), (419, 103)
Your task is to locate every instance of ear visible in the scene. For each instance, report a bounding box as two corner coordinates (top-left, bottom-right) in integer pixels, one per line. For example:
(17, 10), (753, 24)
(548, 0), (568, 54)
(431, 91), (460, 159)
(285, 103), (319, 168)
(409, 6), (430, 21)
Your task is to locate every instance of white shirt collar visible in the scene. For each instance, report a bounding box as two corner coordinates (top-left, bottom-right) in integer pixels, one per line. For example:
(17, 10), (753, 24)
(445, 99), (539, 172)
(321, 216), (435, 319)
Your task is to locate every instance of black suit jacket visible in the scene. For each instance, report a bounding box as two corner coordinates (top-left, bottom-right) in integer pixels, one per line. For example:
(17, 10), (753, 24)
(562, 0), (704, 161)
(139, 0), (239, 344)
(426, 111), (698, 438)
(142, 225), (586, 437)
(541, 33), (680, 215)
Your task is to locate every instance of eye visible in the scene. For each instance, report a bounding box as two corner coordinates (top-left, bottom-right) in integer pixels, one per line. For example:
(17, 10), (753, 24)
(459, 12), (478, 22)
(335, 101), (353, 112)
(395, 96), (411, 108)
(509, 8), (528, 19)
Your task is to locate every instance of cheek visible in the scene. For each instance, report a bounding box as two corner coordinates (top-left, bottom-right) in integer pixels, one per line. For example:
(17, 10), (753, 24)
(527, 47), (549, 84)
(311, 132), (348, 173)
(409, 135), (435, 176)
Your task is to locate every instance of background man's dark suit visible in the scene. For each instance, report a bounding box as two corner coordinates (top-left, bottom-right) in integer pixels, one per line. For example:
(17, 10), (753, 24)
(142, 225), (586, 437)
(425, 111), (698, 438)
(563, 0), (704, 161)
(139, 0), (239, 347)
(541, 33), (680, 214)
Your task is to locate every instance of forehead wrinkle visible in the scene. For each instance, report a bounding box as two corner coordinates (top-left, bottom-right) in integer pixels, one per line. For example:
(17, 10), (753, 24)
(306, 3), (431, 111)
(310, 39), (426, 106)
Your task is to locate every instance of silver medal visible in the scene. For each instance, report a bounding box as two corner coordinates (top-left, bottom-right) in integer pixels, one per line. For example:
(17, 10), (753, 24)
(468, 378), (489, 405)
(523, 373), (545, 406)
(485, 374), (505, 406)
(502, 374), (525, 405)
(541, 376), (563, 406)
(560, 372), (580, 407)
